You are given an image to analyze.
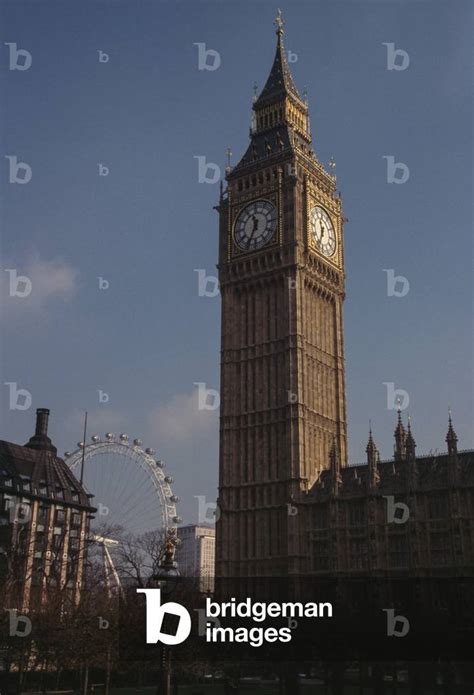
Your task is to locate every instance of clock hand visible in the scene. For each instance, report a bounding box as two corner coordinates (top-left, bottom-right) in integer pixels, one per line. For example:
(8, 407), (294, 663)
(246, 215), (260, 248)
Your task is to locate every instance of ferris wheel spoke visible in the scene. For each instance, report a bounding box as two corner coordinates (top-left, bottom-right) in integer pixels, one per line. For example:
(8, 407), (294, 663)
(116, 482), (163, 532)
(114, 466), (154, 512)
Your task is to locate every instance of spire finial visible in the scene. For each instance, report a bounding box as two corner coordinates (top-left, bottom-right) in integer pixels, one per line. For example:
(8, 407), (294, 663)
(226, 147), (232, 173)
(252, 81), (258, 101)
(274, 8), (284, 36)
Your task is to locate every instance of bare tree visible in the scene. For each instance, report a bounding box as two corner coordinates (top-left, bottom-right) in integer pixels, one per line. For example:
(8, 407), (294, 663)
(111, 528), (168, 588)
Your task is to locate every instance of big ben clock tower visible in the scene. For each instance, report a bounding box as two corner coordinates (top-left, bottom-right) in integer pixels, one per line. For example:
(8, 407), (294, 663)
(216, 13), (347, 577)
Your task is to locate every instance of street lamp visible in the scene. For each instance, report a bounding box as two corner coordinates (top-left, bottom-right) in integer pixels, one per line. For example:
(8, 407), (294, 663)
(153, 539), (180, 695)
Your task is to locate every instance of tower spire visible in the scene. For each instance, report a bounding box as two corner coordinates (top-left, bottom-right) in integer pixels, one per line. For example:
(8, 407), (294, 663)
(230, 13), (314, 173)
(254, 11), (303, 109)
(366, 425), (376, 457)
(405, 416), (416, 460)
(394, 408), (407, 460)
(366, 424), (379, 488)
(446, 409), (458, 456)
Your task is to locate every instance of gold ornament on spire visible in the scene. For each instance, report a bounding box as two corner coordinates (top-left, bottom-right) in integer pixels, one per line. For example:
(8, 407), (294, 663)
(274, 8), (284, 35)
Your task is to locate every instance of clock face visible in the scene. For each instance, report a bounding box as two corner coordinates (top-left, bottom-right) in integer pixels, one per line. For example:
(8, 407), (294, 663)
(310, 205), (336, 257)
(234, 200), (277, 251)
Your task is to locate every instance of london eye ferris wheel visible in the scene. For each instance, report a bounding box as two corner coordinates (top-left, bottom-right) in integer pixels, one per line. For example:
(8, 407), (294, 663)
(64, 432), (182, 541)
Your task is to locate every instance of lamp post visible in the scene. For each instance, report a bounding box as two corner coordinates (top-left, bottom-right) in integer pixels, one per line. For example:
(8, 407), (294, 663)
(153, 539), (180, 695)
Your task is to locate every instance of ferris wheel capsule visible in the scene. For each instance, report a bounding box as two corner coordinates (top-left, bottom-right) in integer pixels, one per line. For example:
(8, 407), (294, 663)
(165, 476), (174, 484)
(170, 495), (180, 503)
(119, 433), (129, 442)
(145, 447), (155, 455)
(133, 438), (142, 447)
(155, 460), (165, 468)
(78, 442), (85, 448)
(91, 435), (100, 443)
(64, 451), (71, 458)
(172, 515), (182, 524)
(105, 433), (114, 441)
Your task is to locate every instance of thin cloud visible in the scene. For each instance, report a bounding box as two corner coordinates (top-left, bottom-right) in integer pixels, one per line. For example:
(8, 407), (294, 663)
(1, 254), (78, 320)
(148, 391), (218, 445)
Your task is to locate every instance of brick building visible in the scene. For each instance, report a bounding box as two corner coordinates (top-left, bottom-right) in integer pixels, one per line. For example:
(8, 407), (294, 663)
(0, 408), (95, 610)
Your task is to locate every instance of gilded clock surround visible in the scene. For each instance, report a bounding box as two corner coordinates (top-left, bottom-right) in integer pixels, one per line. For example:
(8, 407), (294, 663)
(306, 185), (343, 270)
(231, 193), (280, 257)
(309, 204), (337, 258)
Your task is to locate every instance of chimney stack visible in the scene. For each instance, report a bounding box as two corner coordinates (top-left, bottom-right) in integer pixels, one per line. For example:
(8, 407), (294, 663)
(25, 407), (56, 454)
(35, 408), (50, 437)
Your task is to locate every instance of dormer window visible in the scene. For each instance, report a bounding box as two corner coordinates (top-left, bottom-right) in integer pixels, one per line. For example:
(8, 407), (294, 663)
(20, 476), (31, 492)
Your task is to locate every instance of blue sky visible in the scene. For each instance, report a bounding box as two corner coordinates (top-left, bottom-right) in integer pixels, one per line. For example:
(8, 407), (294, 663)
(1, 0), (472, 528)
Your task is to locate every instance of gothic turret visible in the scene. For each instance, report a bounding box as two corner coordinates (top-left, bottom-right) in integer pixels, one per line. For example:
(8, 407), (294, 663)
(366, 427), (380, 489)
(446, 411), (459, 486)
(394, 409), (407, 460)
(405, 417), (416, 461)
(446, 411), (458, 457)
(405, 417), (418, 490)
